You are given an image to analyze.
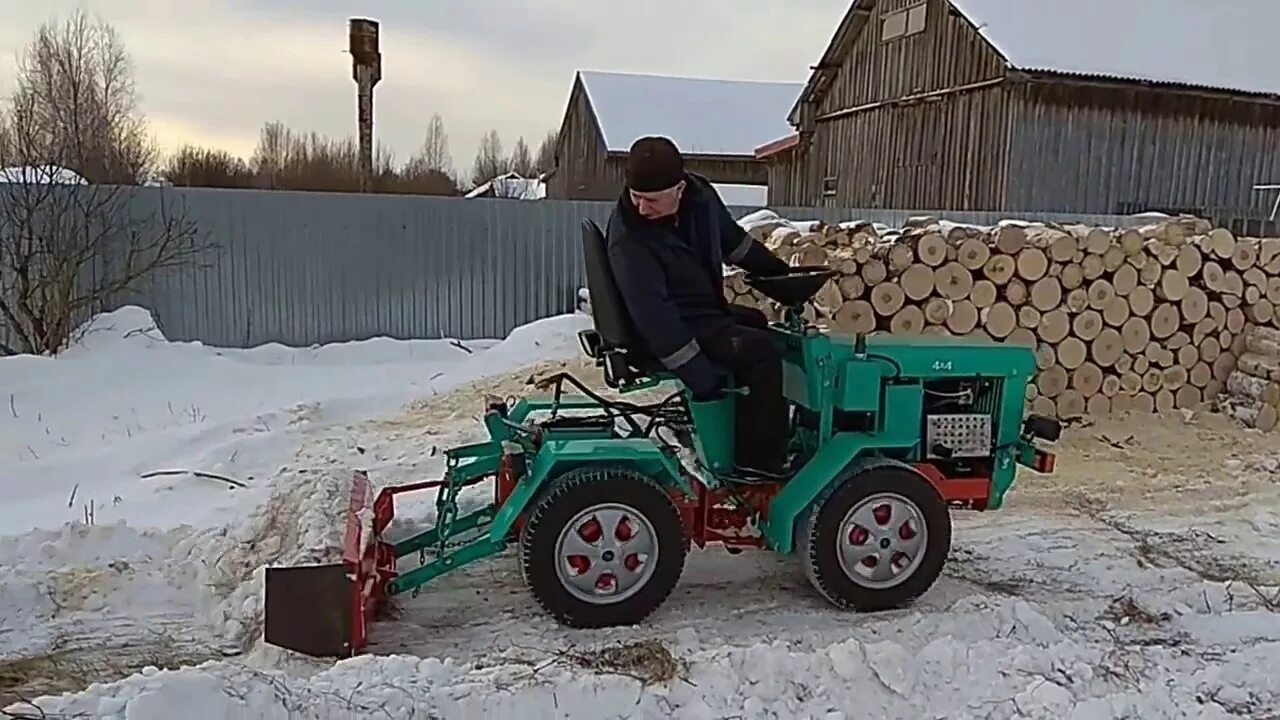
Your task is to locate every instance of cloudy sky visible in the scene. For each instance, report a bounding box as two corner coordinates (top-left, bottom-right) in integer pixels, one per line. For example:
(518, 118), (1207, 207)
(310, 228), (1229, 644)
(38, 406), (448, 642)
(0, 0), (849, 177)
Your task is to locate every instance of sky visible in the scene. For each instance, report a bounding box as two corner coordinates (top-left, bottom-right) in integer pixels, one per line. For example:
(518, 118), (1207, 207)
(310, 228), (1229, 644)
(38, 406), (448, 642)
(0, 0), (850, 179)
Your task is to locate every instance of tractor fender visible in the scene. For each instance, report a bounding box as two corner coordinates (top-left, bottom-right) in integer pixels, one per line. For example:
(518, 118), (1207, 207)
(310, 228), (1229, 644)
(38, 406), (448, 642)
(488, 437), (686, 543)
(759, 433), (919, 554)
(789, 455), (931, 552)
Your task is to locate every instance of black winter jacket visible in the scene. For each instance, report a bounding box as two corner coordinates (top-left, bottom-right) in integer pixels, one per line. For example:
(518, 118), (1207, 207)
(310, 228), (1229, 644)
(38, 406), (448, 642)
(605, 173), (788, 396)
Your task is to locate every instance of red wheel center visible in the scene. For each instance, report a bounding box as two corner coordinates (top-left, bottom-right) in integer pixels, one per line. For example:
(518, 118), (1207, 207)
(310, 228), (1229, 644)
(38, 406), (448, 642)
(578, 518), (603, 543)
(872, 504), (892, 525)
(615, 517), (634, 542)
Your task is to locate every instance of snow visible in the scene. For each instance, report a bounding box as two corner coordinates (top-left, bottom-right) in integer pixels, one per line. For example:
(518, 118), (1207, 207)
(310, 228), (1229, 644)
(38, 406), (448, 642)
(713, 182), (768, 208)
(0, 305), (557, 534)
(949, 0), (1278, 96)
(734, 208), (1137, 242)
(0, 164), (87, 185)
(17, 503), (1280, 718)
(5, 302), (1280, 718)
(464, 171), (546, 200)
(0, 305), (591, 702)
(737, 208), (824, 234)
(577, 70), (803, 155)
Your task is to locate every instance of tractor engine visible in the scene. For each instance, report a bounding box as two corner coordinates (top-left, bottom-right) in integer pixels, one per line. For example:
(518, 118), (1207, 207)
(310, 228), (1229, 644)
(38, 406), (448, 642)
(919, 376), (1001, 479)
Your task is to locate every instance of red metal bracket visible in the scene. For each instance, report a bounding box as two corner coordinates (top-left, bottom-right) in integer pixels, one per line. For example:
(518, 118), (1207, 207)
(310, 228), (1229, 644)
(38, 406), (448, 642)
(343, 470), (399, 655)
(914, 463), (990, 509)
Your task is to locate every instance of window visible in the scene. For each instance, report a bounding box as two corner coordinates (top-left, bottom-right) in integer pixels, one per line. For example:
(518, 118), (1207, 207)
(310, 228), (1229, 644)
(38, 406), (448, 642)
(822, 176), (838, 197)
(905, 4), (927, 35)
(880, 11), (906, 41)
(882, 3), (926, 42)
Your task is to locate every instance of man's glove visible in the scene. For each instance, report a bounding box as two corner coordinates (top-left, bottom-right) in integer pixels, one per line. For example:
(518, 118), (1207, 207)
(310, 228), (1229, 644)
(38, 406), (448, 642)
(683, 362), (729, 402)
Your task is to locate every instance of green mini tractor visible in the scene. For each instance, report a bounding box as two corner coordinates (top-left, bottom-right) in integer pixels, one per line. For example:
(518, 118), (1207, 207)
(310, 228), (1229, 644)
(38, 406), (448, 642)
(263, 219), (1062, 657)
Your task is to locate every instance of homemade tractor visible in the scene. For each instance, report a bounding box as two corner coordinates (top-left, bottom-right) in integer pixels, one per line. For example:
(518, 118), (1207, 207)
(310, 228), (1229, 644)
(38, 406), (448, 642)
(263, 219), (1061, 657)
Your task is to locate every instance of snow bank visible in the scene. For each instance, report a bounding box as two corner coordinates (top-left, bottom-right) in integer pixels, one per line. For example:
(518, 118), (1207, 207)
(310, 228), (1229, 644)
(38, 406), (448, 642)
(0, 305), (585, 534)
(0, 305), (592, 695)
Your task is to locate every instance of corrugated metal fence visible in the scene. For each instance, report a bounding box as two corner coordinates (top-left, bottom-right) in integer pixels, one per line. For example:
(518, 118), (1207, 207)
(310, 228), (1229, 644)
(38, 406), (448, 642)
(1, 185), (1151, 351)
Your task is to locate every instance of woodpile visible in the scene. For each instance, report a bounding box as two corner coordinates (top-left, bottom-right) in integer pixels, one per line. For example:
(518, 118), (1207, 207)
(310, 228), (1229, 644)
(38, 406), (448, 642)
(1217, 325), (1280, 431)
(728, 213), (1280, 426)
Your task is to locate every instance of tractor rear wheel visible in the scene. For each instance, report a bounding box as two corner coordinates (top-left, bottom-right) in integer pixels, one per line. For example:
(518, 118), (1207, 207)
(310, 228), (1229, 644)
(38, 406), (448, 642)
(800, 464), (951, 611)
(519, 466), (687, 628)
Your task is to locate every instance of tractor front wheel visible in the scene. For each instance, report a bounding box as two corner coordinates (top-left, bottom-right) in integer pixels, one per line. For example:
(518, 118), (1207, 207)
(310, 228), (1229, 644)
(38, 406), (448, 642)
(801, 464), (951, 611)
(519, 466), (687, 627)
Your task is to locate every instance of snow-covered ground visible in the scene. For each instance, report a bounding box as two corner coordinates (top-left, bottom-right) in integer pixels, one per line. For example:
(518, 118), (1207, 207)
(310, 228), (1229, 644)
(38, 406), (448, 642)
(3, 306), (1280, 719)
(0, 306), (590, 709)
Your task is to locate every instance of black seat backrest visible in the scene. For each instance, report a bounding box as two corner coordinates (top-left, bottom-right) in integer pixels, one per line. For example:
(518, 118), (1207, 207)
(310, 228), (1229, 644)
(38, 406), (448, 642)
(581, 218), (638, 351)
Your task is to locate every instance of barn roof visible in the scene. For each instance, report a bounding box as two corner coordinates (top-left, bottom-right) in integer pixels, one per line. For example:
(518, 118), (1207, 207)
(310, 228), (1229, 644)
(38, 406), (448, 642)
(577, 70), (803, 156)
(790, 0), (1279, 125)
(950, 0), (1277, 96)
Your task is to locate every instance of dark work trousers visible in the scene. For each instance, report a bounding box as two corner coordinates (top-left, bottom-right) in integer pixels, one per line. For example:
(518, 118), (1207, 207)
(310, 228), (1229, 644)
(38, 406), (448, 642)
(696, 305), (788, 474)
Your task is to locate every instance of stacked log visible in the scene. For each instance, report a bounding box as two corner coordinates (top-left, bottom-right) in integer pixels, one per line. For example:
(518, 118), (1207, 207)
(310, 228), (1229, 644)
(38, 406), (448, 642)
(727, 214), (1280, 425)
(1216, 325), (1280, 431)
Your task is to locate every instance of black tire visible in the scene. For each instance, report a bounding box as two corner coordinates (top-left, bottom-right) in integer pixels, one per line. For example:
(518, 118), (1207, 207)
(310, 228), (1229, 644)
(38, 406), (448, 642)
(519, 465), (687, 627)
(800, 464), (951, 611)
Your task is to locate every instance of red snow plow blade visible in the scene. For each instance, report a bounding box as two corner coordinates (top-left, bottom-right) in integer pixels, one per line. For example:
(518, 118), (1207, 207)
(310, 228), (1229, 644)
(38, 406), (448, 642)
(263, 470), (394, 657)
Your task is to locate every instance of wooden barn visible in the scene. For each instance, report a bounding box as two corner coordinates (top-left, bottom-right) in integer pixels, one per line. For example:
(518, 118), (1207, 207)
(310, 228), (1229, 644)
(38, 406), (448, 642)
(545, 70), (802, 202)
(760, 0), (1280, 220)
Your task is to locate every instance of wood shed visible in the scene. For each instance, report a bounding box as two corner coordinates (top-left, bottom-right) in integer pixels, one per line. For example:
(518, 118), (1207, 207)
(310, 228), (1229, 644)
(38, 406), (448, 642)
(545, 70), (802, 202)
(761, 0), (1280, 221)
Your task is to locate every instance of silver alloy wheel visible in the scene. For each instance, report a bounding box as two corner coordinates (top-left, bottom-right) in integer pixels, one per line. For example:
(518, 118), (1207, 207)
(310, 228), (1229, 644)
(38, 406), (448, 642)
(553, 502), (659, 604)
(836, 492), (929, 589)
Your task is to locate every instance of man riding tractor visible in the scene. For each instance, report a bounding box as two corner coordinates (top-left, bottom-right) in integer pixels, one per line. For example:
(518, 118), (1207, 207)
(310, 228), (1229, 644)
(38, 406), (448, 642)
(606, 135), (792, 479)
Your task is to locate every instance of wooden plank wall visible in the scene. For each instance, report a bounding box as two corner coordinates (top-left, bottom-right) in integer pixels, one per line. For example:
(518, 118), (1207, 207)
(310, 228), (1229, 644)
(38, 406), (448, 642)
(766, 143), (820, 206)
(818, 85), (1011, 209)
(772, 0), (1013, 208)
(815, 0), (1006, 115)
(1004, 80), (1280, 215)
(545, 80), (611, 200)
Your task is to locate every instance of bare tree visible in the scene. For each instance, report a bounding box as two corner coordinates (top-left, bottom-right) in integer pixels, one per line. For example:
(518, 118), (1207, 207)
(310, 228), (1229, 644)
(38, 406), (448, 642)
(535, 129), (557, 175)
(248, 120), (400, 192)
(0, 115), (13, 167)
(404, 113), (451, 175)
(162, 145), (255, 188)
(399, 113), (458, 195)
(9, 10), (155, 184)
(508, 137), (535, 177)
(248, 120), (290, 187)
(470, 129), (508, 187)
(0, 13), (212, 355)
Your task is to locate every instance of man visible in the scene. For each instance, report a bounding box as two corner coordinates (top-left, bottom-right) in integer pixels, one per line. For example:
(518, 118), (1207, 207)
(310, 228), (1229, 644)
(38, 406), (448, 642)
(606, 135), (792, 477)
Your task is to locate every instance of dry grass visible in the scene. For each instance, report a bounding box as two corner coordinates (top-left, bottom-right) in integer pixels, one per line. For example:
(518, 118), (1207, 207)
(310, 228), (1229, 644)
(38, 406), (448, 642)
(568, 639), (686, 686)
(1099, 595), (1171, 627)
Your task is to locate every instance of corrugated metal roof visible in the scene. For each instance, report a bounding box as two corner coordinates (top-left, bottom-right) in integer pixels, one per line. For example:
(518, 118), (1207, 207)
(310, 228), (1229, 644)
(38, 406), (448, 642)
(712, 183), (768, 206)
(949, 0), (1279, 96)
(577, 70), (803, 156)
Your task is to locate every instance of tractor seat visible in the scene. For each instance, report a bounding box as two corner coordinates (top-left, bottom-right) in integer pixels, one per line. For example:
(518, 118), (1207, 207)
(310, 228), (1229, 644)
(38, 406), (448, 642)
(578, 218), (667, 390)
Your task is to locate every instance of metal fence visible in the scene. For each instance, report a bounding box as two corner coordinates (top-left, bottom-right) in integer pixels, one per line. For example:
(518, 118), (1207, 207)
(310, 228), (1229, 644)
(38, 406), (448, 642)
(1, 185), (1154, 352)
